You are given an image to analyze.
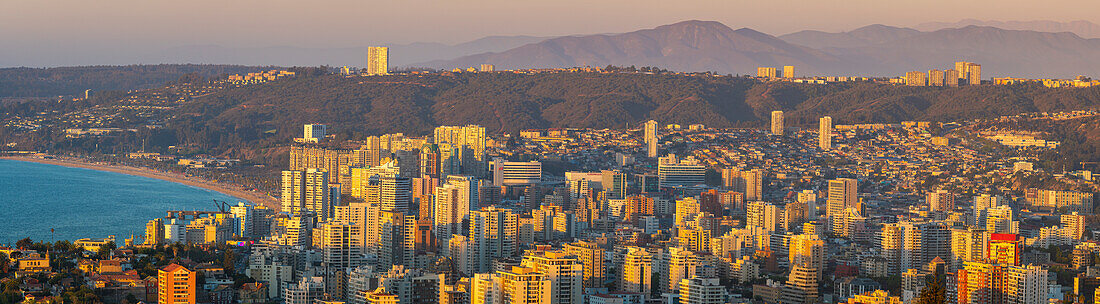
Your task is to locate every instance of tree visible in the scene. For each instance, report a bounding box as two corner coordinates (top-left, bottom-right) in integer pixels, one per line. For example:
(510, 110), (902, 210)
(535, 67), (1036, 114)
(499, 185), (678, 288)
(0, 252), (8, 275)
(914, 277), (945, 304)
(15, 238), (32, 250)
(96, 241), (117, 259)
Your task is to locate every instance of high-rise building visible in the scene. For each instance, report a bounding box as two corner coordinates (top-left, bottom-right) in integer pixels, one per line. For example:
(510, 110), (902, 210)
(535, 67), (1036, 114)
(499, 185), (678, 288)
(819, 116), (832, 150)
(658, 154), (705, 188)
(367, 47), (389, 76)
(491, 158), (542, 186)
(303, 169), (332, 220)
(319, 221), (365, 288)
(826, 178), (858, 221)
(928, 69), (945, 86)
(744, 169), (764, 201)
(645, 120), (658, 158)
(563, 241), (606, 288)
(956, 262), (1047, 304)
(145, 218), (165, 245)
(621, 247), (653, 294)
(491, 267), (553, 304)
(880, 221), (947, 276)
(905, 71), (927, 86)
(973, 194), (1002, 212)
(284, 277), (325, 304)
(677, 227), (712, 253)
(674, 197), (701, 228)
(282, 169), (332, 220)
(158, 264), (196, 304)
(955, 62), (982, 85)
(783, 65), (795, 79)
(1062, 212), (1086, 240)
(747, 201), (781, 233)
(378, 176), (411, 213)
(968, 64), (982, 85)
(282, 170), (306, 214)
(303, 124), (327, 142)
(288, 146), (348, 184)
(721, 168), (743, 190)
(601, 170), (628, 200)
(771, 111), (784, 135)
(988, 233), (1021, 266)
(433, 184), (460, 241)
(377, 211), (416, 268)
(781, 265), (819, 304)
(435, 175), (479, 242)
(466, 207), (518, 274)
(984, 205), (1018, 234)
(927, 190), (955, 212)
(229, 203), (254, 238)
(945, 69), (960, 87)
(950, 227), (988, 270)
(521, 251), (583, 304)
(679, 277), (727, 304)
(434, 125), (488, 166)
(757, 67), (777, 78)
(665, 247), (702, 294)
(282, 214), (312, 247)
(789, 233), (825, 276)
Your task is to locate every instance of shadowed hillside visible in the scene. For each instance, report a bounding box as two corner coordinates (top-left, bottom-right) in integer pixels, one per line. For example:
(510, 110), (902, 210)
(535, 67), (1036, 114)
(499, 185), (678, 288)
(181, 72), (1100, 142)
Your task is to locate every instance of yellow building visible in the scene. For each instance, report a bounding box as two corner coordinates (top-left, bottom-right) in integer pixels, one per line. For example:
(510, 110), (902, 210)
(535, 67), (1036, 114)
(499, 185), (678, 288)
(17, 253), (51, 275)
(367, 47), (389, 76)
(783, 65), (795, 78)
(563, 241), (606, 288)
(846, 290), (901, 304)
(905, 71), (927, 86)
(757, 67), (777, 78)
(74, 235), (116, 252)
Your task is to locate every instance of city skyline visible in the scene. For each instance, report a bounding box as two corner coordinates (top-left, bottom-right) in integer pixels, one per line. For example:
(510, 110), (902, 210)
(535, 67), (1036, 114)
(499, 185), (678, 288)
(3, 2), (1100, 304)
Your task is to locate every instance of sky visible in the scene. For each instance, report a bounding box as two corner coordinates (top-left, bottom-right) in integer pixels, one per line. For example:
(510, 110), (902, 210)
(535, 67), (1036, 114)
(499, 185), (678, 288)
(1, 0), (1098, 67)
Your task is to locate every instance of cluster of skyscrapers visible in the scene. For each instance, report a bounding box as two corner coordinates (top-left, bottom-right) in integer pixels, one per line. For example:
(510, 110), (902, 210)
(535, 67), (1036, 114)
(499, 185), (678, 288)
(128, 110), (1095, 304)
(905, 61), (983, 86)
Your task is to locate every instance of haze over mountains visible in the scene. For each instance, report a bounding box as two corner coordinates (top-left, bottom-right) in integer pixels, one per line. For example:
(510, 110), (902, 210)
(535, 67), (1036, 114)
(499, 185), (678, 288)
(914, 19), (1100, 38)
(4, 19), (1100, 78)
(421, 20), (1100, 78)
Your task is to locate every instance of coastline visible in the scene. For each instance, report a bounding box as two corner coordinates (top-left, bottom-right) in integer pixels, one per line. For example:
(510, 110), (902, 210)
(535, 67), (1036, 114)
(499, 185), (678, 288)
(0, 155), (280, 210)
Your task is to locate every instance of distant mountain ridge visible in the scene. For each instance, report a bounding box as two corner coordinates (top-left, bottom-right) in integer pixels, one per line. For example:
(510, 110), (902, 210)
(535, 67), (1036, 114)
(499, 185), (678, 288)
(779, 24), (922, 49)
(420, 20), (1100, 78)
(415, 20), (846, 75)
(6, 19), (1100, 79)
(915, 19), (1100, 38)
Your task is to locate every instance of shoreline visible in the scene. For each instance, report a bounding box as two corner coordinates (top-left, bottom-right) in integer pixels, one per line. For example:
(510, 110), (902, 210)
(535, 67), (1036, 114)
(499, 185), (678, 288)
(0, 155), (280, 210)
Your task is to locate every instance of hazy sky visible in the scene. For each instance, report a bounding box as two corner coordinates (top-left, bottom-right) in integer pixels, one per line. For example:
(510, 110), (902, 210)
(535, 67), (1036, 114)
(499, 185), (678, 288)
(1, 0), (1098, 66)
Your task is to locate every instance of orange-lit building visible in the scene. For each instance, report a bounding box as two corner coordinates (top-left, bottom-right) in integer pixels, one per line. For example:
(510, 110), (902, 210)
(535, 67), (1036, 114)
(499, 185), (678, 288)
(158, 264), (197, 304)
(988, 234), (1021, 266)
(623, 195), (654, 222)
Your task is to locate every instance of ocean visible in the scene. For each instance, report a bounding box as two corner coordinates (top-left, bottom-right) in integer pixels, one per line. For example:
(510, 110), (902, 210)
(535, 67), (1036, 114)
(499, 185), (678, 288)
(0, 159), (243, 245)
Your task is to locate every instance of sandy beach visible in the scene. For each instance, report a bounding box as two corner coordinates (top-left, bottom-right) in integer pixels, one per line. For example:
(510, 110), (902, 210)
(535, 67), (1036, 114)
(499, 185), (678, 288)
(1, 155), (280, 210)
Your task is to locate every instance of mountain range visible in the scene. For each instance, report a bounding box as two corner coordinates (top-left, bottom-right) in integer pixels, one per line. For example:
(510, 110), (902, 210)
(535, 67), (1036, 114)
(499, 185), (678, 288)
(914, 19), (1100, 38)
(4, 19), (1100, 79)
(418, 20), (1100, 78)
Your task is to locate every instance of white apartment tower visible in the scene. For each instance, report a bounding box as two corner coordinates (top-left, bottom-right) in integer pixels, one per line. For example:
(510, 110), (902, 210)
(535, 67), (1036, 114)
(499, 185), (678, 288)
(771, 111), (784, 136)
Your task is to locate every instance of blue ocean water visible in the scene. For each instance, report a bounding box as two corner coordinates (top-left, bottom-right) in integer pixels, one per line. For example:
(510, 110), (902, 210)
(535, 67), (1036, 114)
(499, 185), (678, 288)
(0, 159), (243, 245)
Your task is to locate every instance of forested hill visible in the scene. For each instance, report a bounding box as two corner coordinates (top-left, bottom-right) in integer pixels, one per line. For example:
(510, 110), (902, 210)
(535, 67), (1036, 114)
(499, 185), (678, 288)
(184, 72), (1100, 139)
(0, 64), (270, 98)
